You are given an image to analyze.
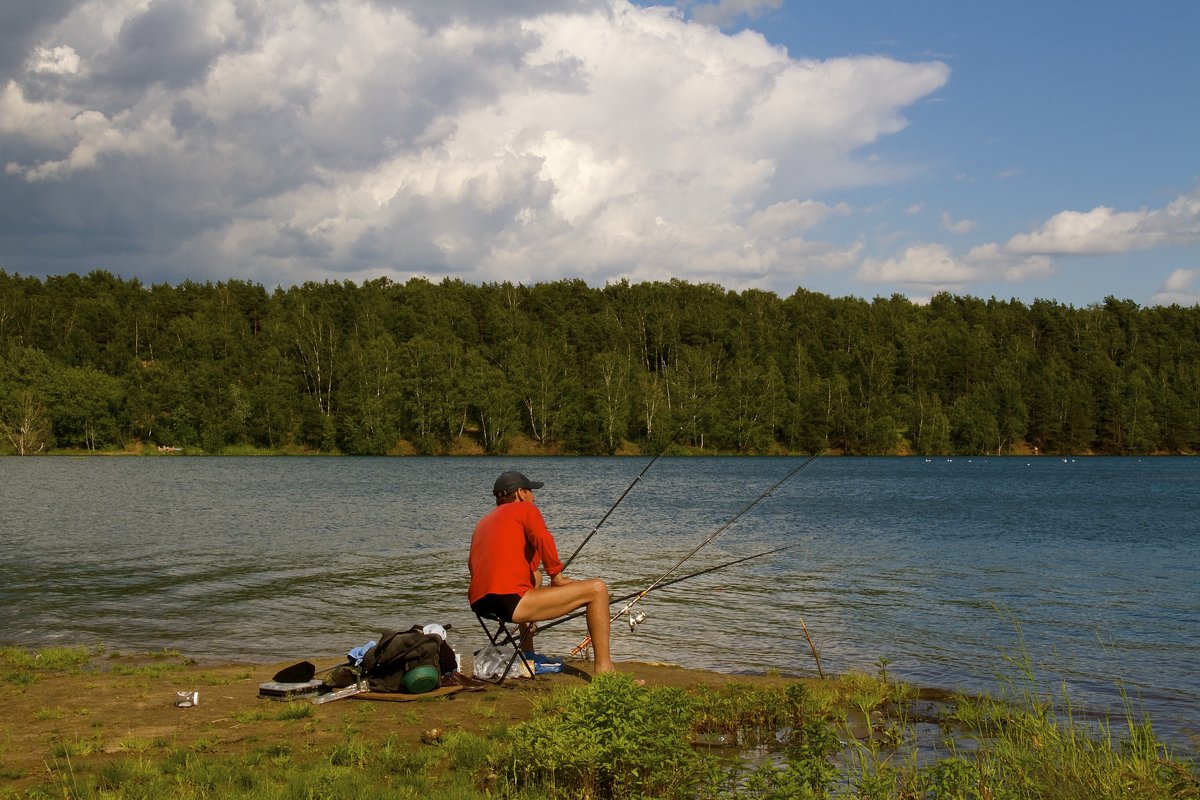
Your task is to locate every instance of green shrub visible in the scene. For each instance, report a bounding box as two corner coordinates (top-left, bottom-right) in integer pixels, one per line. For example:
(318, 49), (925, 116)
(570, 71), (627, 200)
(495, 672), (724, 799)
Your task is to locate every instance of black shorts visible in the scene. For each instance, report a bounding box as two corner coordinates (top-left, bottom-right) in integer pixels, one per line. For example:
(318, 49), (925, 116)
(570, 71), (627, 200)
(471, 593), (522, 623)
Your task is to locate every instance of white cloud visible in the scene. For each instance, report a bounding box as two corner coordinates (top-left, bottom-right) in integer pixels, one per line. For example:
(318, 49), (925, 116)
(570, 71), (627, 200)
(855, 190), (1198, 299)
(5, 96), (180, 183)
(1006, 190), (1200, 255)
(858, 243), (983, 287)
(1150, 268), (1200, 307)
(964, 242), (1052, 282)
(0, 81), (80, 146)
(0, 0), (949, 290)
(857, 241), (1051, 293)
(747, 199), (850, 236)
(28, 45), (81, 75)
(939, 210), (975, 234)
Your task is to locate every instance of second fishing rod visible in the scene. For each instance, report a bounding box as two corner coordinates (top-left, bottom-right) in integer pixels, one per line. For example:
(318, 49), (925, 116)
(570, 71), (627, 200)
(569, 449), (825, 655)
(538, 541), (804, 634)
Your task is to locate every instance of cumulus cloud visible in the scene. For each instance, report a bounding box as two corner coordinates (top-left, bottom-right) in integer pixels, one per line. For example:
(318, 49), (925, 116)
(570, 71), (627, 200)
(1150, 268), (1200, 307)
(0, 0), (948, 289)
(747, 199), (850, 235)
(964, 242), (1052, 282)
(28, 44), (81, 75)
(859, 243), (983, 288)
(0, 0), (78, 82)
(857, 241), (1050, 294)
(857, 191), (1199, 298)
(1006, 190), (1200, 255)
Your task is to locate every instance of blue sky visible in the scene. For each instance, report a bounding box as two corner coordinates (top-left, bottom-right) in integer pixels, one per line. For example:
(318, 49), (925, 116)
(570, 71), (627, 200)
(733, 0), (1200, 306)
(1, 0), (1197, 306)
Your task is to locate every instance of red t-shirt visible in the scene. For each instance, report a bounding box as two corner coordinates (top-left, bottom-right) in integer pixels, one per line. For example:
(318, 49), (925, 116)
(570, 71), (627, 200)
(467, 501), (564, 605)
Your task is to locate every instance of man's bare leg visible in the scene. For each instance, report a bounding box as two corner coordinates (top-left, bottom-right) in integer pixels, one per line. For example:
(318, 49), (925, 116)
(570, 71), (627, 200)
(518, 623), (536, 653)
(512, 578), (615, 672)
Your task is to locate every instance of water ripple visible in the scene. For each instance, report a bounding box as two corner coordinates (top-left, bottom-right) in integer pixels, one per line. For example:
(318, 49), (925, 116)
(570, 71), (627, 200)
(0, 455), (1196, 750)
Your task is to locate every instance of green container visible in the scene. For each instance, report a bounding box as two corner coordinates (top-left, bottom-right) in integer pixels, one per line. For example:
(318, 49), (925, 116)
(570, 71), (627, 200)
(403, 665), (440, 694)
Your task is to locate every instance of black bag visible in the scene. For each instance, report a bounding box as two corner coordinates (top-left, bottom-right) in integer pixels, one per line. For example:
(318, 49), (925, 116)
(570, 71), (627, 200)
(358, 626), (456, 693)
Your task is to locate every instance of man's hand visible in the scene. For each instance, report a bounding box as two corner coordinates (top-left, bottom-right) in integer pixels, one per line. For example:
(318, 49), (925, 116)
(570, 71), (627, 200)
(550, 572), (573, 587)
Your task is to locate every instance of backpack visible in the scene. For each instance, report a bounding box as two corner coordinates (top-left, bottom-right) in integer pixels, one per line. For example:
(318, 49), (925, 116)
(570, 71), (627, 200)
(358, 626), (456, 693)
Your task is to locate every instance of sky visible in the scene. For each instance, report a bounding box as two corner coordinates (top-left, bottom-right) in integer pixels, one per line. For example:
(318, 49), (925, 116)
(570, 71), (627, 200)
(1, 0), (1198, 307)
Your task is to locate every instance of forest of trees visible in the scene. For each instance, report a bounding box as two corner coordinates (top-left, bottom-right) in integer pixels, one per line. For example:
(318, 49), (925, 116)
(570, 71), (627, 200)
(1, 269), (1198, 456)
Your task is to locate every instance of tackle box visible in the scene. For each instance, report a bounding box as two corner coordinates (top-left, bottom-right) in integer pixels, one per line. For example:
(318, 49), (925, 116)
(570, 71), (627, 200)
(257, 679), (325, 701)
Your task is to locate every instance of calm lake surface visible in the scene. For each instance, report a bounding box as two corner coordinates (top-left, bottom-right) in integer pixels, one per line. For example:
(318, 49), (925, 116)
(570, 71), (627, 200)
(1, 456), (1196, 750)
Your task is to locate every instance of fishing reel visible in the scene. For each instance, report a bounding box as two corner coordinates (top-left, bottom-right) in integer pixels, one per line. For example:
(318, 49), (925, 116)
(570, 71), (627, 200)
(627, 610), (647, 632)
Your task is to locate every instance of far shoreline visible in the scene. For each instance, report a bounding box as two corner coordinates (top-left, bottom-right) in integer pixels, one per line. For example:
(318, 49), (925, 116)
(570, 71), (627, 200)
(4, 446), (1196, 458)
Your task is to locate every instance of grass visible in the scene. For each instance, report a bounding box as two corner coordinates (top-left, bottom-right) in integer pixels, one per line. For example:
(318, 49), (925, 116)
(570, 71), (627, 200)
(49, 734), (104, 759)
(115, 736), (155, 753)
(1, 645), (98, 687)
(108, 662), (188, 679)
(1, 645), (193, 689)
(230, 703), (314, 724)
(0, 646), (92, 670)
(199, 668), (254, 685)
(2, 645), (1196, 800)
(23, 703), (1200, 799)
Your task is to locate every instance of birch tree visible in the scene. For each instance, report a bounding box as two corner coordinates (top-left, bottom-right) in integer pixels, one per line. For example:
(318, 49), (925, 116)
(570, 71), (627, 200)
(0, 390), (52, 454)
(591, 349), (632, 453)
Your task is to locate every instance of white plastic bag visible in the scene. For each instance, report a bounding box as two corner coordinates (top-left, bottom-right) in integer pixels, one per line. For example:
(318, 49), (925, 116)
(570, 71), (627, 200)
(473, 645), (531, 680)
(473, 644), (508, 680)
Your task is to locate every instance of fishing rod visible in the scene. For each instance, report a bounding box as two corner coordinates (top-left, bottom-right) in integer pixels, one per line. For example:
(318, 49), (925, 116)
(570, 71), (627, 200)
(537, 541), (804, 633)
(559, 441), (672, 572)
(571, 450), (825, 654)
(560, 389), (721, 572)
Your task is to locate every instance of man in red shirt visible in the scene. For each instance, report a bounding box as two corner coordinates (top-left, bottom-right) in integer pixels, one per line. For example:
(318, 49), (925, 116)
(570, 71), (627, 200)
(468, 470), (615, 673)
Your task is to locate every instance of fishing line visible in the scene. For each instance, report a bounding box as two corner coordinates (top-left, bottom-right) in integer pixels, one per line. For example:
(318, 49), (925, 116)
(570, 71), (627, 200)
(560, 388), (722, 572)
(571, 449), (825, 654)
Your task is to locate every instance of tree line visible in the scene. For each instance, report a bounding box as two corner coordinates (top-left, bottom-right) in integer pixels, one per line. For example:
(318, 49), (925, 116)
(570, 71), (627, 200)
(1, 269), (1198, 456)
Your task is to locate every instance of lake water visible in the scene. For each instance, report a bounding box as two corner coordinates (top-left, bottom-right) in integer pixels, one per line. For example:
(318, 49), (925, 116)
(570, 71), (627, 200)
(1, 455), (1196, 751)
